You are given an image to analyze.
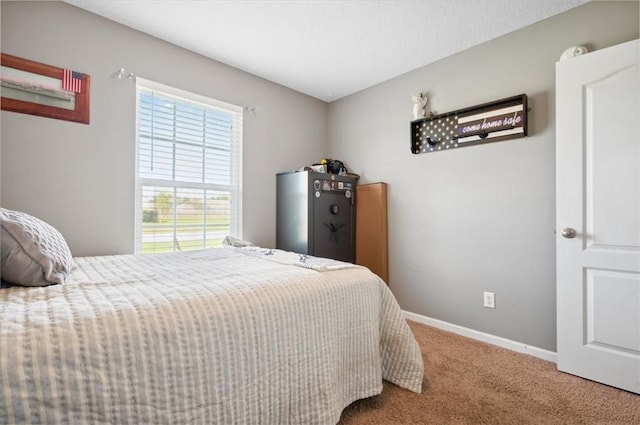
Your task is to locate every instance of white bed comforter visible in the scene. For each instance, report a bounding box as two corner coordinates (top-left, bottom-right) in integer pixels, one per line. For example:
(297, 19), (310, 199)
(0, 246), (423, 425)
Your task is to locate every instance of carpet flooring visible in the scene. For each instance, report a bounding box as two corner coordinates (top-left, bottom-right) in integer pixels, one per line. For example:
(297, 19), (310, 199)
(338, 320), (640, 425)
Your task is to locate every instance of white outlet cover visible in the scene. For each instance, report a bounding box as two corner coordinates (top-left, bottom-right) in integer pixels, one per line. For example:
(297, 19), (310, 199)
(484, 291), (496, 308)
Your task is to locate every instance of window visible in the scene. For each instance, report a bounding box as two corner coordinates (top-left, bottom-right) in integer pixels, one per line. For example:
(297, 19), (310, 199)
(135, 78), (242, 253)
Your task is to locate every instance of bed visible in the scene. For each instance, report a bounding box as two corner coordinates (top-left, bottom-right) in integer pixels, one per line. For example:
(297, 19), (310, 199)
(0, 208), (424, 425)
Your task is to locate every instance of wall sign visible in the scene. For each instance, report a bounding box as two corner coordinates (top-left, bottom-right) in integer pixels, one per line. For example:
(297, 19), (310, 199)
(411, 94), (527, 154)
(1, 53), (90, 124)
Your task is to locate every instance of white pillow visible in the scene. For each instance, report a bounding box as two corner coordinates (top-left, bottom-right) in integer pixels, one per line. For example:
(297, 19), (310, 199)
(0, 208), (74, 287)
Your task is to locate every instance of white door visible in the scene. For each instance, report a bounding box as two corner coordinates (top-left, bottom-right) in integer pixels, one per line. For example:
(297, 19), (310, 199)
(556, 39), (640, 394)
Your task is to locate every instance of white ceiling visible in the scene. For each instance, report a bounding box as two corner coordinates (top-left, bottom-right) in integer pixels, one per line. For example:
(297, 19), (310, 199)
(64, 0), (590, 102)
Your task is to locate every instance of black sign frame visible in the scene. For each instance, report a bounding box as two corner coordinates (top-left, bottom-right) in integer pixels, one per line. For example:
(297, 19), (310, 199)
(410, 94), (527, 155)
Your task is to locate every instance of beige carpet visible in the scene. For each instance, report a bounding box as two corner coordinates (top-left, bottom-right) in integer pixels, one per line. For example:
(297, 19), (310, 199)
(338, 320), (640, 425)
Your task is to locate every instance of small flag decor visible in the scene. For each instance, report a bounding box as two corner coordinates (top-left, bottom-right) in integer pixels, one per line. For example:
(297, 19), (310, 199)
(62, 69), (83, 93)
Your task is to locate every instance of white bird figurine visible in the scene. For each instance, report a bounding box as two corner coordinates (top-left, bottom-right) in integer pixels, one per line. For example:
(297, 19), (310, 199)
(412, 92), (428, 120)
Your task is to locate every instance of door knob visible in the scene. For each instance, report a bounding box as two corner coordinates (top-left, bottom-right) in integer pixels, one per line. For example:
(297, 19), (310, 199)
(561, 228), (577, 238)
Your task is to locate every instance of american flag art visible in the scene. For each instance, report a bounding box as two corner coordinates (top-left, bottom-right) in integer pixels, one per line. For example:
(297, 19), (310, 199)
(62, 69), (82, 93)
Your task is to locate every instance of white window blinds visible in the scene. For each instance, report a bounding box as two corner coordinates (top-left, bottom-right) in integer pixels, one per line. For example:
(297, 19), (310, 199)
(135, 78), (243, 253)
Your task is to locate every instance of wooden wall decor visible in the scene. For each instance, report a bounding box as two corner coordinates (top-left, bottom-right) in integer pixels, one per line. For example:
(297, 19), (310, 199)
(1, 53), (90, 124)
(411, 94), (527, 154)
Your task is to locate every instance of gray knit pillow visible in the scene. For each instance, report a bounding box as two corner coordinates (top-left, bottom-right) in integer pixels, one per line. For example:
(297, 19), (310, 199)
(0, 208), (74, 287)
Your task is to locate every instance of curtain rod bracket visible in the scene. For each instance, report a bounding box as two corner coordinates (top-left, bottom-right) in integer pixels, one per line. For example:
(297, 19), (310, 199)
(113, 68), (135, 81)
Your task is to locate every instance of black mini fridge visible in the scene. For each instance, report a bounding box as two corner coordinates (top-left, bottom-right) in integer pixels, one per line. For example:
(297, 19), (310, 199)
(276, 171), (356, 263)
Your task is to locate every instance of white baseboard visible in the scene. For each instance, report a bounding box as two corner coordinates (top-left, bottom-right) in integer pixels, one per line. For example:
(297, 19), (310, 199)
(403, 310), (557, 364)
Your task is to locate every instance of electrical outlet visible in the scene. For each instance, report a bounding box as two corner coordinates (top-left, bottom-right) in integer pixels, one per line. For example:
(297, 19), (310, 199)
(483, 291), (496, 309)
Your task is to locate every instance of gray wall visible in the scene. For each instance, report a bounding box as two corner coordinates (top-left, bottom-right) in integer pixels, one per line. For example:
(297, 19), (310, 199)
(1, 1), (327, 256)
(327, 1), (639, 351)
